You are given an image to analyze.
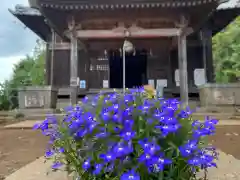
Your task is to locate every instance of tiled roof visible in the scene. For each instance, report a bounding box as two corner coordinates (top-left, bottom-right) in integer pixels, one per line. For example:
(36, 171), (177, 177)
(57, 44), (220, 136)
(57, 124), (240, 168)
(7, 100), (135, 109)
(10, 0), (240, 14)
(39, 0), (220, 10)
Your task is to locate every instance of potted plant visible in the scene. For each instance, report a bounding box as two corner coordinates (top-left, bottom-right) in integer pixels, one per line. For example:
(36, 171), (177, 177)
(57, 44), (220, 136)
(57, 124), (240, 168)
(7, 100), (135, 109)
(33, 88), (218, 180)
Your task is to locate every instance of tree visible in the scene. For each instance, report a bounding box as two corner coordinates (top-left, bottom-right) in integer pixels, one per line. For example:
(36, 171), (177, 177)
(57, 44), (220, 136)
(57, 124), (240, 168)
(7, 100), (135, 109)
(0, 40), (46, 110)
(213, 16), (240, 83)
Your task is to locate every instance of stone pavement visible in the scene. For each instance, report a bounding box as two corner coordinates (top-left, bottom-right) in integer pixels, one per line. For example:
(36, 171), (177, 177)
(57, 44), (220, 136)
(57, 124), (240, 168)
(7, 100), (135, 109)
(4, 120), (43, 129)
(197, 151), (240, 180)
(4, 157), (69, 180)
(3, 151), (240, 180)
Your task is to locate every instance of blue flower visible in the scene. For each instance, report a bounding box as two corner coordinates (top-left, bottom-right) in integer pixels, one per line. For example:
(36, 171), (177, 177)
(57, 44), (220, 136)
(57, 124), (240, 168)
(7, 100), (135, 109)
(93, 164), (103, 175)
(82, 159), (91, 170)
(156, 124), (181, 137)
(45, 149), (55, 157)
(179, 140), (199, 157)
(75, 129), (88, 138)
(120, 130), (136, 141)
(159, 116), (178, 124)
(32, 123), (41, 130)
(51, 162), (63, 169)
(59, 147), (64, 153)
(33, 88), (219, 179)
(187, 149), (217, 169)
(112, 114), (120, 123)
(151, 156), (172, 172)
(188, 157), (202, 166)
(139, 153), (153, 165)
(123, 119), (134, 128)
(120, 170), (140, 180)
(138, 138), (151, 149)
(142, 142), (160, 155)
(99, 153), (116, 163)
(113, 142), (133, 157)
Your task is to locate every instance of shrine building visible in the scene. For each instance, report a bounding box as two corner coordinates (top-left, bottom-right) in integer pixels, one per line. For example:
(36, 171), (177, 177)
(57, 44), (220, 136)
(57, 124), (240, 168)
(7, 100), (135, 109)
(9, 0), (240, 105)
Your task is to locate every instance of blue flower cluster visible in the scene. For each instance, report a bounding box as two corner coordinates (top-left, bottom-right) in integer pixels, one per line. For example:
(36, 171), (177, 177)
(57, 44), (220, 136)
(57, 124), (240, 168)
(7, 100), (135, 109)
(33, 89), (218, 180)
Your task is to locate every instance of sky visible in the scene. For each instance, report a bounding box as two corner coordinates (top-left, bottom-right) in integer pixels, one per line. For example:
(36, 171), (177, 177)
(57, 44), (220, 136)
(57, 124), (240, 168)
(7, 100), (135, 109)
(0, 0), (238, 84)
(0, 0), (38, 83)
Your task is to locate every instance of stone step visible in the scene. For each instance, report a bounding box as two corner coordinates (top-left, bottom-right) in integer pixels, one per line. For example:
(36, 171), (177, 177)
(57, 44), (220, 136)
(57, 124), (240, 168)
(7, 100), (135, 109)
(0, 111), (12, 117)
(192, 113), (235, 120)
(23, 113), (65, 121)
(196, 106), (240, 113)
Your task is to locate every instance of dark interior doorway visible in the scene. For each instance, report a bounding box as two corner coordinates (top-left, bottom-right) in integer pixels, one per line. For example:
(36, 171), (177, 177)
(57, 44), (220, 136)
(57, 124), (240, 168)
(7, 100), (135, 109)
(108, 49), (147, 88)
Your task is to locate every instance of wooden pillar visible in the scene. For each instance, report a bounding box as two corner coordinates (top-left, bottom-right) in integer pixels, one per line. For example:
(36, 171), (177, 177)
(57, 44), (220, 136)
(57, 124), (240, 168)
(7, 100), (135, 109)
(201, 29), (214, 83)
(45, 42), (50, 85)
(50, 29), (55, 86)
(178, 33), (188, 107)
(68, 18), (79, 105)
(177, 15), (189, 107)
(85, 49), (91, 90)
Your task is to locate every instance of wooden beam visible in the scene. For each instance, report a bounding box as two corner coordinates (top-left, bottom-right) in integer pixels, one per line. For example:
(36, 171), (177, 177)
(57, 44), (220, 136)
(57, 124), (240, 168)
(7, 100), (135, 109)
(49, 42), (70, 50)
(73, 28), (193, 39)
(76, 28), (179, 39)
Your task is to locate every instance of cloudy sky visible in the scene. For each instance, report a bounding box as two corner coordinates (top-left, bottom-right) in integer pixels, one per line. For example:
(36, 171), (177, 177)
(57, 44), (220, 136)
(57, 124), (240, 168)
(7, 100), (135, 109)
(0, 0), (38, 83)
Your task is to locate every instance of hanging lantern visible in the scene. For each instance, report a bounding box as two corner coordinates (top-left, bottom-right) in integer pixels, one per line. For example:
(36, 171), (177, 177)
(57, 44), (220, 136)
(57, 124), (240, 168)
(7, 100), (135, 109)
(123, 40), (134, 53)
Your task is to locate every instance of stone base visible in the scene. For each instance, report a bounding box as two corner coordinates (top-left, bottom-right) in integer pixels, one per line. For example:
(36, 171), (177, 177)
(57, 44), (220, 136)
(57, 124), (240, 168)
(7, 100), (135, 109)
(199, 83), (240, 107)
(18, 86), (58, 109)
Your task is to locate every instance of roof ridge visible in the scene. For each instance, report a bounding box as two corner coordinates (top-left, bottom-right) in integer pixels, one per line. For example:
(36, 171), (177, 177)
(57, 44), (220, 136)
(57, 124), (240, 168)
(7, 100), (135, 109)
(9, 4), (41, 16)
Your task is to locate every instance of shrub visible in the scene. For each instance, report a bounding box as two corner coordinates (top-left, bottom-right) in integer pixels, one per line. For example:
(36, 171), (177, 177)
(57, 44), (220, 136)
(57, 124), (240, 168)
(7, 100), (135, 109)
(14, 112), (25, 119)
(33, 88), (218, 180)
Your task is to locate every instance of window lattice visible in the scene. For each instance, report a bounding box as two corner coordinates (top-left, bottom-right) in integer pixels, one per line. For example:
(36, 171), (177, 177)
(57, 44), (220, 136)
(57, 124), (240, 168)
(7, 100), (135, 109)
(90, 64), (109, 71)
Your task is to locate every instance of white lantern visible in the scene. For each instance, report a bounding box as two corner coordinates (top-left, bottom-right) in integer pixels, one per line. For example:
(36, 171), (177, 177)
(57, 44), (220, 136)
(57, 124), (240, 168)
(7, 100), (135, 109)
(123, 40), (134, 53)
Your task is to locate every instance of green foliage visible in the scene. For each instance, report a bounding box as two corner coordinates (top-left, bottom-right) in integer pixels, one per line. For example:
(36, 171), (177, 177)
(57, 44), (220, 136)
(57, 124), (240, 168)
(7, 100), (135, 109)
(14, 112), (25, 119)
(213, 16), (240, 83)
(0, 81), (12, 110)
(0, 40), (46, 110)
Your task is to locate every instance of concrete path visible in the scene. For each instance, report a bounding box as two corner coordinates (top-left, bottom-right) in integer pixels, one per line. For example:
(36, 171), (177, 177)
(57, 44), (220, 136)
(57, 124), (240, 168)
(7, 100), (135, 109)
(197, 151), (240, 180)
(4, 151), (240, 180)
(4, 157), (69, 180)
(4, 119), (240, 129)
(4, 120), (42, 129)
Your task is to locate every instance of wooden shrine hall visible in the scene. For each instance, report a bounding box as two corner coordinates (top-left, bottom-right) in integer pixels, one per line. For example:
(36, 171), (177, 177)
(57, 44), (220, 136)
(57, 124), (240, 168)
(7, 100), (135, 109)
(10, 0), (240, 106)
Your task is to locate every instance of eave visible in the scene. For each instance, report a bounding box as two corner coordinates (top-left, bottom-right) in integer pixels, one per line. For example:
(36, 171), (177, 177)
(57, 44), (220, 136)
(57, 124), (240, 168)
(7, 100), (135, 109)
(9, 5), (51, 41)
(211, 8), (240, 35)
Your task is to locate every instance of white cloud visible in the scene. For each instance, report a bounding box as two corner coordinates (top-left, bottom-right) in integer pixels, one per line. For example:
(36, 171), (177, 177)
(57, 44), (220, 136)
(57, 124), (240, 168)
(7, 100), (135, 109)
(0, 55), (25, 83)
(0, 0), (38, 83)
